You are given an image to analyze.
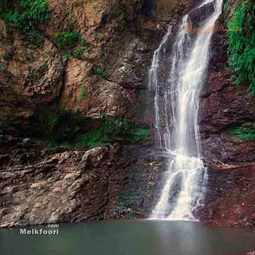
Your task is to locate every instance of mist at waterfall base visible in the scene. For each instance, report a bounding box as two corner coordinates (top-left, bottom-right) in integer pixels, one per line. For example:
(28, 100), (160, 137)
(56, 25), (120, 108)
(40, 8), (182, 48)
(1, 221), (255, 255)
(149, 0), (223, 220)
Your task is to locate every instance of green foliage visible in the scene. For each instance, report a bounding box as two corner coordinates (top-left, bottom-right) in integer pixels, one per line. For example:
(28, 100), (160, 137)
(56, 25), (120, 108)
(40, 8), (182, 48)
(128, 128), (150, 143)
(77, 117), (150, 148)
(227, 0), (255, 94)
(0, 0), (49, 43)
(72, 47), (85, 59)
(229, 124), (255, 140)
(78, 129), (107, 148)
(53, 32), (80, 49)
(92, 66), (108, 79)
(53, 31), (87, 59)
(32, 110), (150, 148)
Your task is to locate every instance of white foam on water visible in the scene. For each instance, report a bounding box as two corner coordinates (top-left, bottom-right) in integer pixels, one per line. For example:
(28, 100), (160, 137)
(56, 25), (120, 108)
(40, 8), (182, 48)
(150, 0), (224, 220)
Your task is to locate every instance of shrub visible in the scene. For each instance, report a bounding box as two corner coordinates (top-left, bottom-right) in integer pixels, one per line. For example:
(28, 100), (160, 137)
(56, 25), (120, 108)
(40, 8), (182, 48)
(227, 0), (255, 94)
(53, 31), (80, 49)
(53, 31), (87, 59)
(72, 47), (85, 59)
(0, 0), (49, 43)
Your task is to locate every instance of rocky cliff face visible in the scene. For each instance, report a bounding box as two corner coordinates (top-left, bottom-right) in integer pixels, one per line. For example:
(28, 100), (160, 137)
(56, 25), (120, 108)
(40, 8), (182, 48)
(0, 145), (127, 227)
(198, 0), (255, 228)
(0, 0), (144, 121)
(0, 22), (64, 122)
(1, 0), (253, 229)
(0, 0), (189, 227)
(0, 0), (190, 120)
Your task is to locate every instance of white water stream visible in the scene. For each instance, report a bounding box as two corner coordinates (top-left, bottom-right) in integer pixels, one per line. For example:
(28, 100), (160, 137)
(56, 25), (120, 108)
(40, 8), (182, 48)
(150, 0), (223, 220)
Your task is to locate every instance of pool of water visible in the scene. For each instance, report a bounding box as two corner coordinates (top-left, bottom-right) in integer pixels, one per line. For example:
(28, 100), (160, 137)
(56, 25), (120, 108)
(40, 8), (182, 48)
(0, 221), (255, 255)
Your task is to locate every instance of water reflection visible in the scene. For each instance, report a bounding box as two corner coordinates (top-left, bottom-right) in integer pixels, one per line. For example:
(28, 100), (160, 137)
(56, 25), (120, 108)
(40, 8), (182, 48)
(0, 221), (254, 255)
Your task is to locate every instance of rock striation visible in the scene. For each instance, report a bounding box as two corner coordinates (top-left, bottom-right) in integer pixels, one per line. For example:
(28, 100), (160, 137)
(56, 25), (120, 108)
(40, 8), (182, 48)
(0, 143), (127, 227)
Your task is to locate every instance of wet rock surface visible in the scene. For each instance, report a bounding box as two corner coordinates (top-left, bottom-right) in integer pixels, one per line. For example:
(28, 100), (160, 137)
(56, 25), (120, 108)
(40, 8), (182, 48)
(198, 4), (255, 228)
(200, 71), (255, 163)
(189, 1), (215, 27)
(107, 144), (166, 219)
(199, 163), (255, 228)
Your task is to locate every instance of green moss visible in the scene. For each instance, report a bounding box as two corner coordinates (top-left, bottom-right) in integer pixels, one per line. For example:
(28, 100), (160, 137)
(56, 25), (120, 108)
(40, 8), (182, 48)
(0, 0), (49, 44)
(227, 0), (255, 94)
(229, 125), (255, 140)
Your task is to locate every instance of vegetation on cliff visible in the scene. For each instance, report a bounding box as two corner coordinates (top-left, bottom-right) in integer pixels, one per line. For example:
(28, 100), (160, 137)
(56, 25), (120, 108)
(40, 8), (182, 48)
(31, 110), (150, 148)
(227, 0), (255, 94)
(0, 0), (87, 57)
(229, 124), (255, 140)
(53, 31), (87, 60)
(77, 117), (150, 148)
(0, 0), (151, 148)
(0, 0), (49, 43)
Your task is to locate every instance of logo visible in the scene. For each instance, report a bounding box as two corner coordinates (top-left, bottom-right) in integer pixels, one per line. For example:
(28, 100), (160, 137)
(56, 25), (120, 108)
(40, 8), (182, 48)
(19, 224), (60, 236)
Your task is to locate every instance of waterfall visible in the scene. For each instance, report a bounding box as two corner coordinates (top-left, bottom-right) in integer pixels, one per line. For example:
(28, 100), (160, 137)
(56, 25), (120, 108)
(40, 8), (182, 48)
(150, 0), (223, 220)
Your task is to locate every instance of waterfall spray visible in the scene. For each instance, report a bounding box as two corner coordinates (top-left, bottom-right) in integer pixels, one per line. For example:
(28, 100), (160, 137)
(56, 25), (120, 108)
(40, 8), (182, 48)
(150, 0), (224, 220)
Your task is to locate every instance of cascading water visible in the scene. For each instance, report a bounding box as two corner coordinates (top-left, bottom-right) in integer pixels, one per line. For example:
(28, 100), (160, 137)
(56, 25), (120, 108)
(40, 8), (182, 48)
(150, 0), (223, 220)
